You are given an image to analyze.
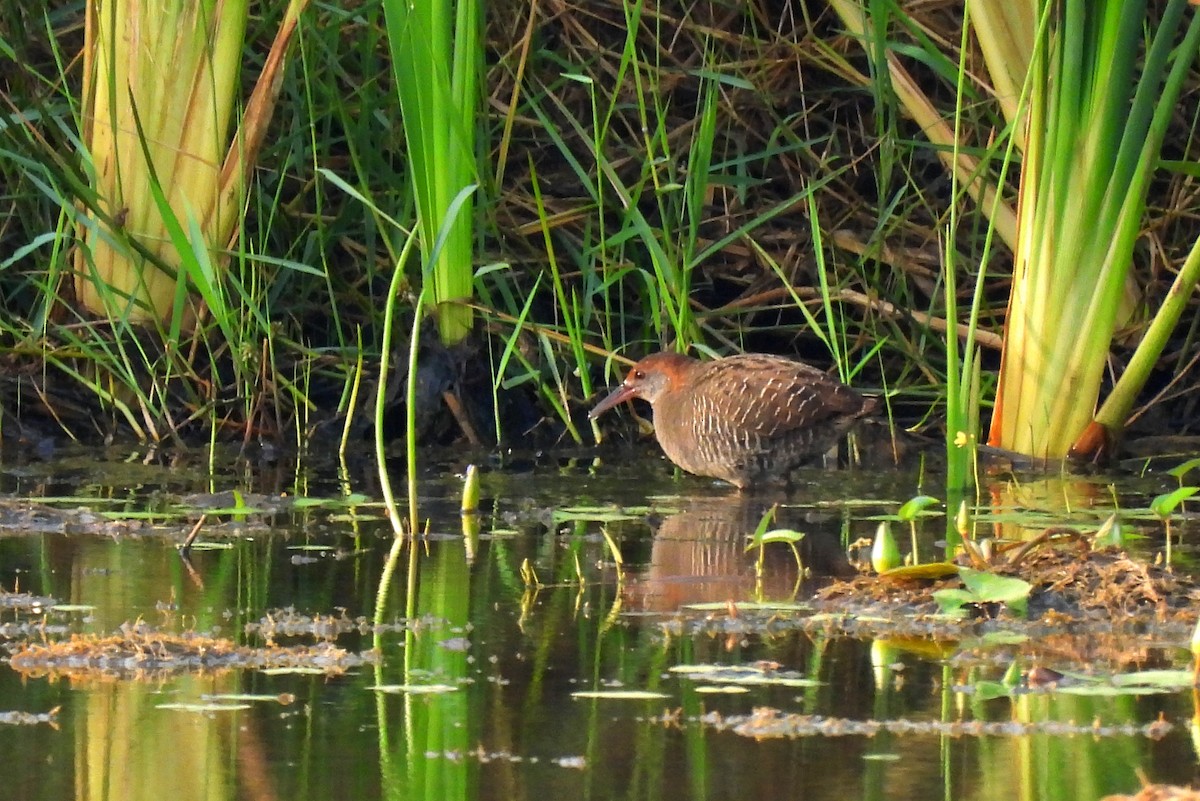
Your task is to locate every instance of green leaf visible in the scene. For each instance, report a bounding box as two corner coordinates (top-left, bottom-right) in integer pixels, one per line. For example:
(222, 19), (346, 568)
(1167, 457), (1200, 481)
(972, 681), (1015, 701)
(932, 567), (1031, 617)
(369, 684), (459, 695)
(669, 664), (821, 688)
(745, 505), (778, 548)
(759, 529), (805, 544)
(871, 521), (902, 573)
(157, 702), (252, 712)
(1108, 669), (1195, 690)
(960, 567), (1031, 616)
(897, 495), (940, 521)
(879, 562), (958, 580)
(571, 690), (670, 700)
(1150, 486), (1199, 518)
(552, 506), (647, 523)
(931, 588), (976, 616)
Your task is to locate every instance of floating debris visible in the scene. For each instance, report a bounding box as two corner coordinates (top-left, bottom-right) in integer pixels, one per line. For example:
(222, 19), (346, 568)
(822, 547), (1200, 622)
(0, 589), (59, 612)
(647, 707), (1175, 740)
(0, 707), (59, 727)
(9, 624), (376, 679)
(1101, 784), (1200, 801)
(571, 690), (671, 700)
(670, 663), (822, 688)
(247, 607), (412, 639)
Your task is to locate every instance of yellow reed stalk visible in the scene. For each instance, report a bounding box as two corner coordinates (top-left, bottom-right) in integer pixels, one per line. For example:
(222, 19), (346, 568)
(76, 0), (308, 325)
(967, 0), (1036, 145)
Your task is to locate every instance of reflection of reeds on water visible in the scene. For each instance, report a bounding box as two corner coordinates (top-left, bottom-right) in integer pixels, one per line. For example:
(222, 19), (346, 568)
(624, 497), (855, 613)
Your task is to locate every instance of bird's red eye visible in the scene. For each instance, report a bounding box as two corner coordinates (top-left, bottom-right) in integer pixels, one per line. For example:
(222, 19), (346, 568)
(633, 370), (645, 379)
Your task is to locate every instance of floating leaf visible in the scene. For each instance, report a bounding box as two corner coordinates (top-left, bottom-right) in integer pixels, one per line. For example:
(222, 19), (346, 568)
(1108, 670), (1195, 690)
(1051, 684), (1170, 697)
(670, 664), (821, 688)
(931, 589), (976, 618)
(201, 506), (269, 515)
(157, 702), (251, 713)
(669, 664), (731, 674)
(570, 690), (670, 700)
(183, 541), (236, 551)
(484, 528), (519, 538)
(99, 511), (163, 520)
(932, 567), (1031, 617)
(681, 601), (812, 612)
(552, 507), (643, 523)
(369, 684), (459, 695)
(339, 493), (371, 506)
(972, 631), (1031, 646)
(202, 693), (294, 704)
(879, 562), (959, 580)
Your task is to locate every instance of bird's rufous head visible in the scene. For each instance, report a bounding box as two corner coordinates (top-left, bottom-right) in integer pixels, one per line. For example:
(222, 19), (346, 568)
(588, 352), (696, 418)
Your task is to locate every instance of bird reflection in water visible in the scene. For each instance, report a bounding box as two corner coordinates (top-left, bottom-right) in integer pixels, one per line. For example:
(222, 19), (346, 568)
(623, 495), (857, 614)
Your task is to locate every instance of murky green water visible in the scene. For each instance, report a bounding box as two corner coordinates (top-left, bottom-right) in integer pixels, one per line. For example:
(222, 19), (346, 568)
(0, 444), (1195, 801)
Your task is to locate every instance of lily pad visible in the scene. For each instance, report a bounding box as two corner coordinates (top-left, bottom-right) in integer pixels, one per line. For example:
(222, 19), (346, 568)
(202, 693), (295, 704)
(157, 702), (252, 713)
(552, 506), (645, 523)
(182, 541), (236, 551)
(369, 684), (459, 695)
(682, 601), (812, 612)
(880, 562), (959, 581)
(570, 690), (670, 700)
(932, 567), (1031, 617)
(670, 664), (821, 688)
(291, 493), (371, 508)
(1108, 669), (1195, 689)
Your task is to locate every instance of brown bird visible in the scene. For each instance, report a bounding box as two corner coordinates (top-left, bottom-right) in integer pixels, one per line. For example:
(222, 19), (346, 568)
(589, 352), (878, 489)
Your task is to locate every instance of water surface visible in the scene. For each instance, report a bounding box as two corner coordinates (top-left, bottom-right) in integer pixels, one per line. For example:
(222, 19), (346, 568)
(0, 443), (1194, 801)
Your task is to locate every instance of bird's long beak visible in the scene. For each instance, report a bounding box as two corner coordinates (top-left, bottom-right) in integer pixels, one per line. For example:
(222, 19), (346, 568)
(588, 384), (635, 419)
